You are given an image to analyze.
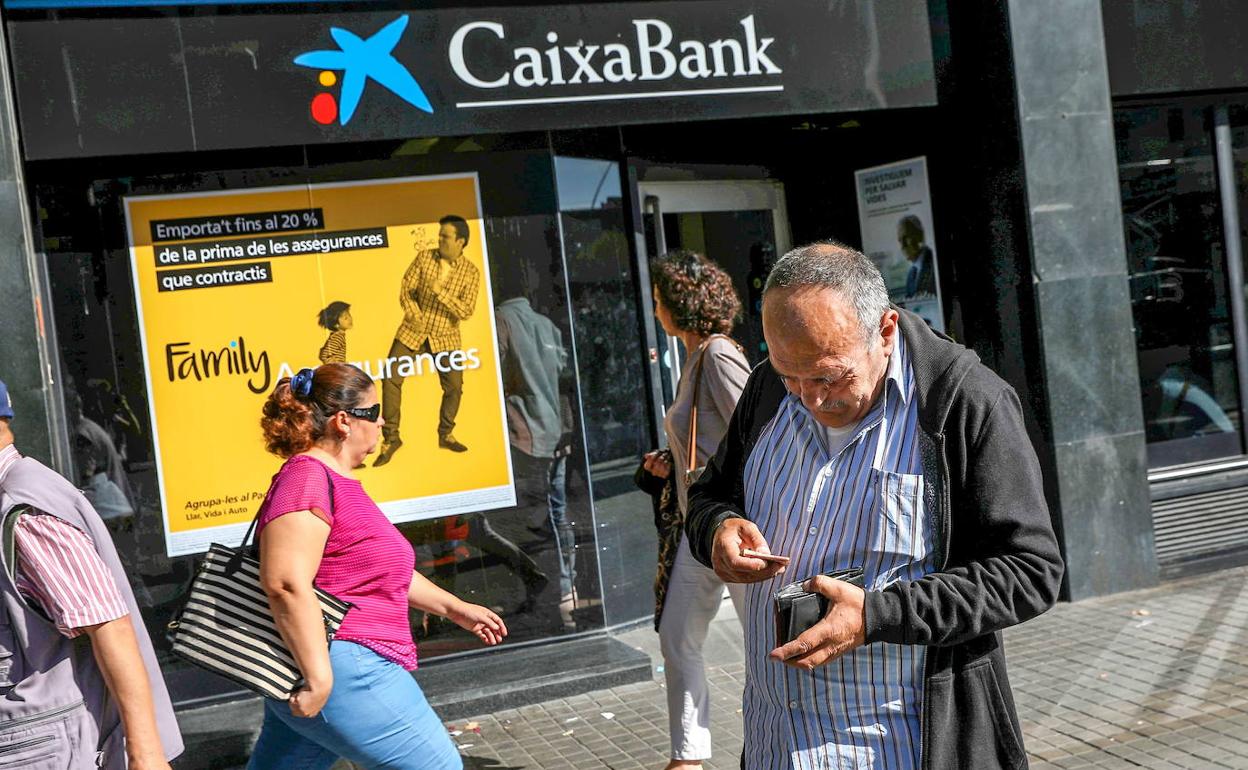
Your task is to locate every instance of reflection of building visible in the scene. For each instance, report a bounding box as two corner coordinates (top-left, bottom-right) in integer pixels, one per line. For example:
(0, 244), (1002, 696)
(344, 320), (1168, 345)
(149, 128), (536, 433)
(6, 1), (1248, 761)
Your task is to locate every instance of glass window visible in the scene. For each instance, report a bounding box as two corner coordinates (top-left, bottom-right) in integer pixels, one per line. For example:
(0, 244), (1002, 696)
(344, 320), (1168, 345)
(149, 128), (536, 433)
(36, 144), (605, 704)
(1225, 106), (1248, 447)
(555, 155), (657, 626)
(1116, 103), (1243, 467)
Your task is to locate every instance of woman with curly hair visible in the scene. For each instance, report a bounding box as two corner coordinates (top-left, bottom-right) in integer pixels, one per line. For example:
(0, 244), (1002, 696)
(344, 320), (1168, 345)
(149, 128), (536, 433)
(247, 363), (506, 770)
(642, 250), (749, 770)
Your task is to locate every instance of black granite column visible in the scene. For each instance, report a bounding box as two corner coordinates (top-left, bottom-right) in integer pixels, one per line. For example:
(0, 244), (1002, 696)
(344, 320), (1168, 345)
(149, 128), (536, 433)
(0, 22), (59, 466)
(943, 1), (1158, 598)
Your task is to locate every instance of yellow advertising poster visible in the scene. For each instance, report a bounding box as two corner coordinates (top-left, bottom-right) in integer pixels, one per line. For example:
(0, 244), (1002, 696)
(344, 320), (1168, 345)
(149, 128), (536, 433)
(124, 174), (514, 557)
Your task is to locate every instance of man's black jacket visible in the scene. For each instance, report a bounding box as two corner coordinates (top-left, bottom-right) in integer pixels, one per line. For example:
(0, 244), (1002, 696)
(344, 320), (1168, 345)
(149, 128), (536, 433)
(686, 309), (1064, 769)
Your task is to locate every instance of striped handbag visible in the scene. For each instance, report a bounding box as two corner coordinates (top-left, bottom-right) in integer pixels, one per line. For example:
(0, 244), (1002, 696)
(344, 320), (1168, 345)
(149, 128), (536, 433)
(167, 468), (351, 700)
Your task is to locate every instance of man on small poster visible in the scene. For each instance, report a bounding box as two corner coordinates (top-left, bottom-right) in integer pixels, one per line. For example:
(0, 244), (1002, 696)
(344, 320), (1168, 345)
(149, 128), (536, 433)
(898, 215), (936, 299)
(854, 156), (946, 333)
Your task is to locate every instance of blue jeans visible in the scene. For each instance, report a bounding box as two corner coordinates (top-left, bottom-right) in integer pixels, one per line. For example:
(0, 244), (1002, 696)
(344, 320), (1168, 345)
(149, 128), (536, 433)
(246, 641), (462, 770)
(546, 455), (575, 596)
(509, 449), (576, 597)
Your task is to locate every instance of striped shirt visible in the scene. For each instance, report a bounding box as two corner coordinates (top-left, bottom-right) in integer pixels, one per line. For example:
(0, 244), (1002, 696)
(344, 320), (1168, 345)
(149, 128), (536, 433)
(318, 330), (347, 364)
(0, 445), (129, 638)
(741, 334), (936, 770)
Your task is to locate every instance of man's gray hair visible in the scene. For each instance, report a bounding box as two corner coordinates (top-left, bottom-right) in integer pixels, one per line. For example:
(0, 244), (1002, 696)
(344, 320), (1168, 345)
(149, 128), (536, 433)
(763, 241), (891, 343)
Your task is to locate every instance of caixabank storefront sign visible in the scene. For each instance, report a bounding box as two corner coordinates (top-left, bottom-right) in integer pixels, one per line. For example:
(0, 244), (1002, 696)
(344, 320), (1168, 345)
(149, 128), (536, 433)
(6, 0), (936, 159)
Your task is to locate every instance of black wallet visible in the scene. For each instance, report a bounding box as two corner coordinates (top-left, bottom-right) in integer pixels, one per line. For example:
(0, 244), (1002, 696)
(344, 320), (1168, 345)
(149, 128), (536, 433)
(773, 567), (866, 644)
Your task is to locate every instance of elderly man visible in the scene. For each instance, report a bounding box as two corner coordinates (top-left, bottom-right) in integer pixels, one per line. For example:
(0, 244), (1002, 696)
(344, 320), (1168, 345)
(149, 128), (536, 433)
(686, 243), (1063, 769)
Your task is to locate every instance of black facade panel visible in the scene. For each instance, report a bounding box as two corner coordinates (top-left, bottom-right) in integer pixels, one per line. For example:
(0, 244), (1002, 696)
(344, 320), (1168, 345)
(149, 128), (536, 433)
(8, 19), (196, 156)
(6, 1), (936, 160)
(1104, 0), (1248, 96)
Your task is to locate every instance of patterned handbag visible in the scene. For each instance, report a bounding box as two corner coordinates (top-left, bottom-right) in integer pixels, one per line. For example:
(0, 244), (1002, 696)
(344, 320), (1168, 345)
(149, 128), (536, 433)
(167, 467), (351, 700)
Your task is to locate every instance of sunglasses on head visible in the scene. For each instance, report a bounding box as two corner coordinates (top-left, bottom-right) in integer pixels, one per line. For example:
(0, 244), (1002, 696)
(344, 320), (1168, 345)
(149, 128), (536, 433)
(343, 403), (381, 422)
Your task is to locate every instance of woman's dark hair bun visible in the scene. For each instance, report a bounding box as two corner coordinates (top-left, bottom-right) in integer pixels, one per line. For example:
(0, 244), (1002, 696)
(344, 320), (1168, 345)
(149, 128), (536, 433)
(260, 364), (374, 457)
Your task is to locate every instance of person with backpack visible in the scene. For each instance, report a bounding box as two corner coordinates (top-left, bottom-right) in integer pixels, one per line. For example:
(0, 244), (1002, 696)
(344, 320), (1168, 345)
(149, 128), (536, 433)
(0, 377), (182, 769)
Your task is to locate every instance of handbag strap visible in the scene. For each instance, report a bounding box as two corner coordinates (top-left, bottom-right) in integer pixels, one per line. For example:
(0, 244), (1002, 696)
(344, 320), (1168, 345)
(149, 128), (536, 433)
(685, 334), (742, 474)
(237, 459), (338, 555)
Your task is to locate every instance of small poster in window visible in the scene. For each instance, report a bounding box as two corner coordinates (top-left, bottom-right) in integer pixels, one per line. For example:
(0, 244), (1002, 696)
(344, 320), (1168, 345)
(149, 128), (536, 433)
(124, 173), (514, 557)
(854, 156), (945, 332)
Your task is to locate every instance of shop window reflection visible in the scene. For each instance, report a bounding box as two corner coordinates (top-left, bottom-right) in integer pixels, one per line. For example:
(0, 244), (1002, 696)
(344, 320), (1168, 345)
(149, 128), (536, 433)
(36, 149), (609, 705)
(40, 233), (211, 698)
(1116, 104), (1243, 466)
(404, 202), (603, 646)
(1226, 106), (1248, 451)
(555, 156), (658, 626)
(555, 158), (646, 463)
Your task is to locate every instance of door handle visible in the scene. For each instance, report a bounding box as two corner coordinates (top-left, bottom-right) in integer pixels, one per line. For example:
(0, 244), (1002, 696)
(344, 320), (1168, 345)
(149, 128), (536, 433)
(644, 195), (668, 257)
(644, 194), (681, 393)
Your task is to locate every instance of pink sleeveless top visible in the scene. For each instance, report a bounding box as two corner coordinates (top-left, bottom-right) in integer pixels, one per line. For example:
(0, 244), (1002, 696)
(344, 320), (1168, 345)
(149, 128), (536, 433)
(256, 455), (418, 669)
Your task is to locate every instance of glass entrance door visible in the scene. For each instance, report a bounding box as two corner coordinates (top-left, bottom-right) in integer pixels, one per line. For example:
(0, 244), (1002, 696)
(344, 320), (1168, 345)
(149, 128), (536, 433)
(636, 180), (792, 404)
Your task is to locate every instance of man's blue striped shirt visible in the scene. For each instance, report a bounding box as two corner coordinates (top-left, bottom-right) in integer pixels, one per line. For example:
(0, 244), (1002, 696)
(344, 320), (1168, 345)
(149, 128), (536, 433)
(741, 333), (936, 769)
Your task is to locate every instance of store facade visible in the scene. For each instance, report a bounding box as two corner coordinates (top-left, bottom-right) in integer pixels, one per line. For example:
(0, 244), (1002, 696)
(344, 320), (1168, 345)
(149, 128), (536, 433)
(0, 0), (1227, 755)
(1104, 2), (1248, 578)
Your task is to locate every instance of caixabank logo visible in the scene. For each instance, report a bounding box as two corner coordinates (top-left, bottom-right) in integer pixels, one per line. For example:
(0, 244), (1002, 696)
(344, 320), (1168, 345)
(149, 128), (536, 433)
(293, 10), (786, 127)
(294, 15), (433, 126)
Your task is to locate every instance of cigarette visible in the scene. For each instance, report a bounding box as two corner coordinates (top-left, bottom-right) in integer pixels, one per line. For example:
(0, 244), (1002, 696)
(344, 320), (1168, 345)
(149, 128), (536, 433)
(741, 548), (791, 565)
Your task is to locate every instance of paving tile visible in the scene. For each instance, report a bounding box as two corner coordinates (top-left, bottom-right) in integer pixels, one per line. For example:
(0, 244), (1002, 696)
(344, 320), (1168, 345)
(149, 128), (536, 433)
(226, 566), (1248, 770)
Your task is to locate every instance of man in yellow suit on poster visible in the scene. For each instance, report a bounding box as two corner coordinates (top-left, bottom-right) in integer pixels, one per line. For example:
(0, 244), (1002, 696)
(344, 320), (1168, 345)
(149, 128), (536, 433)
(376, 214), (480, 466)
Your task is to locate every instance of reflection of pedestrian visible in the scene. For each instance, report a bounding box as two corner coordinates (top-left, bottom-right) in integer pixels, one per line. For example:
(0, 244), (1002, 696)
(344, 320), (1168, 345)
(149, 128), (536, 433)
(1147, 364), (1234, 441)
(66, 386), (134, 509)
(377, 215), (480, 466)
(85, 377), (142, 464)
(317, 301), (353, 364)
(433, 513), (549, 615)
(74, 433), (134, 521)
(898, 215), (936, 298)
(496, 295), (577, 630)
(0, 378), (183, 769)
(72, 423), (158, 609)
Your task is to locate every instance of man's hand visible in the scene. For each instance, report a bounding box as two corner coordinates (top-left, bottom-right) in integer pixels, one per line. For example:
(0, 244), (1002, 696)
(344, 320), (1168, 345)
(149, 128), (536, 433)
(402, 288), (423, 320)
(711, 519), (787, 584)
(769, 575), (867, 670)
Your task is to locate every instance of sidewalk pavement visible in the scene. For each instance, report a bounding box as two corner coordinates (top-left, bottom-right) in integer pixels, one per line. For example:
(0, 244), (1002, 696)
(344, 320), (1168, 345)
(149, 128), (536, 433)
(442, 565), (1248, 770)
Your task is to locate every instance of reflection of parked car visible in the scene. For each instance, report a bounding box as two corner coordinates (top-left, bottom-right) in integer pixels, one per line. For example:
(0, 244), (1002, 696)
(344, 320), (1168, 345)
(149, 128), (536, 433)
(1127, 255), (1218, 351)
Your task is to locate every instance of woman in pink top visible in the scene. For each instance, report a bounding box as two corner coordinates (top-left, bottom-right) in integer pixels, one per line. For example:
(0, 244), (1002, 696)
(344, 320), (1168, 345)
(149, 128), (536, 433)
(246, 364), (505, 770)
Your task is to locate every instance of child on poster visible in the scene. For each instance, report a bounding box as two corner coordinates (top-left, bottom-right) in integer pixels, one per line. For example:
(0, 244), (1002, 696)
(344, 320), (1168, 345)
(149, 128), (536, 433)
(317, 301), (352, 364)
